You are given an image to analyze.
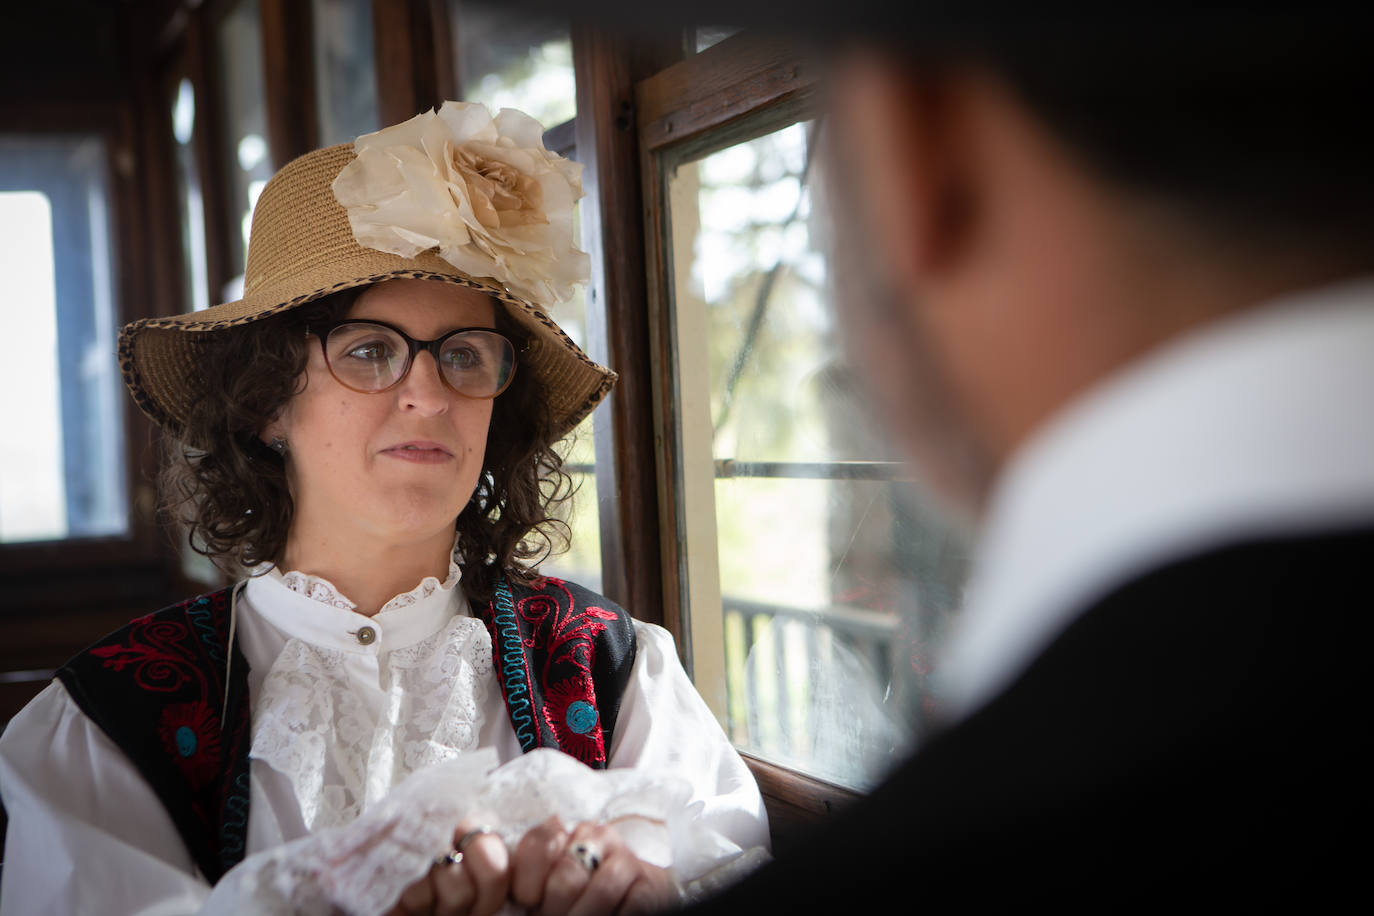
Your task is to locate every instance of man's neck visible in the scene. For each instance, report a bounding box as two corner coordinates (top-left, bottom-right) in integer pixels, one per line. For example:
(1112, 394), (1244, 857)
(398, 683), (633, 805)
(990, 200), (1366, 472)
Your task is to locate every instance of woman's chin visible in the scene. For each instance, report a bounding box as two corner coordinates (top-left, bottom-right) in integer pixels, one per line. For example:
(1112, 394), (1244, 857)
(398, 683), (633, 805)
(355, 498), (465, 546)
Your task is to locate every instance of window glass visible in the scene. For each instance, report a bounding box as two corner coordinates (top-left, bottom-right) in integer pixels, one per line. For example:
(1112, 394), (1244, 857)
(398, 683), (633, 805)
(449, 1), (575, 128)
(535, 217), (602, 591)
(313, 0), (380, 146)
(171, 77), (210, 312)
(217, 0), (272, 301)
(695, 26), (739, 53)
(667, 122), (971, 789)
(0, 137), (127, 543)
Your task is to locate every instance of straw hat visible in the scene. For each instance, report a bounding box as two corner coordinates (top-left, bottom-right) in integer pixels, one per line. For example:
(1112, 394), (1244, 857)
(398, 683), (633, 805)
(119, 104), (616, 448)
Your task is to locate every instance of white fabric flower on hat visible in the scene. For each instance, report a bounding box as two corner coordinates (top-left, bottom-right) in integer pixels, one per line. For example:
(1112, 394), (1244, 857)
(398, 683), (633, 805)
(332, 101), (590, 306)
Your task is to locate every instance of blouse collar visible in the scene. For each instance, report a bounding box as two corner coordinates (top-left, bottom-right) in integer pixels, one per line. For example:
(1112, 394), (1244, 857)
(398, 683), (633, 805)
(242, 541), (468, 655)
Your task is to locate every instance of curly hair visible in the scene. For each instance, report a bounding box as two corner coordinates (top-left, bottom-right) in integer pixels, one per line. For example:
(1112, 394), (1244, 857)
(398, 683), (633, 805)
(159, 286), (576, 606)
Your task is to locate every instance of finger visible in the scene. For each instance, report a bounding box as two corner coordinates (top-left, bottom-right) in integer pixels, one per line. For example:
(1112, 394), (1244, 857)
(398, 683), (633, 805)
(393, 870), (437, 914)
(459, 832), (511, 916)
(430, 859), (477, 915)
(540, 824), (612, 916)
(511, 816), (570, 908)
(565, 849), (639, 916)
(616, 870), (679, 916)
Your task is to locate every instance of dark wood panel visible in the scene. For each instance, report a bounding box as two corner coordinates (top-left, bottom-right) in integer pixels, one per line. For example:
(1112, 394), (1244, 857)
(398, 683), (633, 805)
(0, 1), (132, 101)
(428, 0), (458, 104)
(634, 119), (683, 651)
(373, 0), (451, 125)
(571, 26), (683, 630)
(636, 31), (822, 154)
(1, 678), (57, 728)
(138, 47), (191, 322)
(0, 607), (155, 672)
(260, 0), (319, 167)
(743, 753), (859, 854)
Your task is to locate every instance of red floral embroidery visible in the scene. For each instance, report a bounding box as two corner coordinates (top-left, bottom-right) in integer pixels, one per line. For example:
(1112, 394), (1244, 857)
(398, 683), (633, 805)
(484, 577), (627, 768)
(158, 701), (222, 790)
(518, 578), (616, 682)
(91, 617), (207, 694)
(542, 676), (606, 765)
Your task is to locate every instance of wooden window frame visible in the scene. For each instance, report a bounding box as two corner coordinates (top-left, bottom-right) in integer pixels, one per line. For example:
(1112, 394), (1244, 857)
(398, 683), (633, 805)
(569, 26), (683, 626)
(372, 0), (455, 126)
(259, 0), (319, 168)
(0, 92), (170, 716)
(630, 31), (860, 839)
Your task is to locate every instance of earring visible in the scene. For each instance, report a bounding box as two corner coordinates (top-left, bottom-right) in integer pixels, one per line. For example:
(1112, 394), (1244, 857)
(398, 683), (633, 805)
(269, 436), (288, 455)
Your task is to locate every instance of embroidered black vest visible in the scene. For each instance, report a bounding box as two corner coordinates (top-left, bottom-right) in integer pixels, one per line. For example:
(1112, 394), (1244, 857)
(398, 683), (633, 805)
(55, 574), (636, 883)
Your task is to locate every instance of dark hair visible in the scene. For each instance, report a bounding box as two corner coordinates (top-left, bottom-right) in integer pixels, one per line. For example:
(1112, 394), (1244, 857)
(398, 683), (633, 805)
(837, 10), (1374, 260)
(944, 15), (1373, 257)
(159, 286), (574, 606)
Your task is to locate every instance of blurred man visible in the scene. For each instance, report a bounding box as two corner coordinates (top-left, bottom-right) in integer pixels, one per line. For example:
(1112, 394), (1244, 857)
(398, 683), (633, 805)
(651, 7), (1370, 907)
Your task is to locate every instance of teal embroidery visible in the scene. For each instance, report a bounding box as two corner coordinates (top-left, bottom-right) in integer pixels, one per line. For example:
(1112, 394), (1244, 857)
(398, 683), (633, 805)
(565, 700), (598, 735)
(492, 576), (538, 751)
(175, 725), (197, 757)
(186, 597), (226, 664)
(219, 770), (251, 866)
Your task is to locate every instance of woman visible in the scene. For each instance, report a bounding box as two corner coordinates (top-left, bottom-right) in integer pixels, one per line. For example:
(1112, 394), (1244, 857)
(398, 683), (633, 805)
(0, 102), (768, 915)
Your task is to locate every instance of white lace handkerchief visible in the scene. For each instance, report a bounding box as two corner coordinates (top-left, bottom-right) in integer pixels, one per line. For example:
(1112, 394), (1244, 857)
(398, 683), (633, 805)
(206, 748), (725, 915)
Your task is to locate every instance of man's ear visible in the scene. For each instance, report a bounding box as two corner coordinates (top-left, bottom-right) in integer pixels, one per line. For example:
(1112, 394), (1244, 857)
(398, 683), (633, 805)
(835, 53), (973, 298)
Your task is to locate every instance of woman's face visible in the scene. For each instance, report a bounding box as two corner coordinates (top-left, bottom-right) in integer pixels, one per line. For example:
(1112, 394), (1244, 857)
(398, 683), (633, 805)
(267, 278), (498, 553)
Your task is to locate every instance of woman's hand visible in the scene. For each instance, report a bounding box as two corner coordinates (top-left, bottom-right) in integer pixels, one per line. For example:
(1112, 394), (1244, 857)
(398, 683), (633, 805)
(384, 817), (676, 916)
(385, 823), (511, 916)
(510, 817), (678, 916)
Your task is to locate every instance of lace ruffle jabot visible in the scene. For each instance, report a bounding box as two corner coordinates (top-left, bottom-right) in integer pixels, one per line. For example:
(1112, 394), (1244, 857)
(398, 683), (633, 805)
(251, 538), (489, 832)
(250, 616), (493, 831)
(277, 542), (463, 614)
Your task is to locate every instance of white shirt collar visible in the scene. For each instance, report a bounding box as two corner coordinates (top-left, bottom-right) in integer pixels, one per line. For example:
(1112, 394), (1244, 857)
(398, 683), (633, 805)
(937, 276), (1374, 720)
(243, 544), (468, 654)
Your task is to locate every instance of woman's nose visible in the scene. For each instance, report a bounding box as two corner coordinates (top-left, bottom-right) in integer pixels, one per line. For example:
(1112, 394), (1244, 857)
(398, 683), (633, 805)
(397, 350), (451, 414)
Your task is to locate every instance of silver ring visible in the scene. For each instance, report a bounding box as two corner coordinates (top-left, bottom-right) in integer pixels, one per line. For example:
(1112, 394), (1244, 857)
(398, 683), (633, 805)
(568, 841), (602, 873)
(457, 825), (495, 850)
(432, 848), (463, 869)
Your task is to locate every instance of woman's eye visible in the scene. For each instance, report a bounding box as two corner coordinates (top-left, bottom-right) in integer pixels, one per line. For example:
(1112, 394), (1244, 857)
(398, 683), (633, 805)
(444, 346), (481, 370)
(345, 340), (392, 361)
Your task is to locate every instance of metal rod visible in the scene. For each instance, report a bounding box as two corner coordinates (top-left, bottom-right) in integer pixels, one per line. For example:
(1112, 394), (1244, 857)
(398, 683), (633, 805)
(713, 459), (911, 481)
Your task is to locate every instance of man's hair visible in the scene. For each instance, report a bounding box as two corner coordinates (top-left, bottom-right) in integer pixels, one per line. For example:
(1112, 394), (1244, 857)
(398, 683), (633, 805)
(927, 12), (1373, 256)
(159, 287), (574, 606)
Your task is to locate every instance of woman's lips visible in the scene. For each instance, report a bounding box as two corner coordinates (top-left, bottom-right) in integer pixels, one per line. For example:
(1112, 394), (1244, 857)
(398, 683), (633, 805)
(381, 441), (454, 463)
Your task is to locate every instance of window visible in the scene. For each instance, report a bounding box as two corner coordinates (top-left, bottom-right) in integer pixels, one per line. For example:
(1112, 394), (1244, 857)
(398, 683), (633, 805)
(171, 77), (211, 313)
(217, 0), (274, 300)
(539, 244), (605, 590)
(446, 1), (595, 585)
(694, 27), (739, 53)
(449, 1), (575, 129)
(640, 36), (971, 792)
(0, 136), (126, 544)
(312, 0), (380, 146)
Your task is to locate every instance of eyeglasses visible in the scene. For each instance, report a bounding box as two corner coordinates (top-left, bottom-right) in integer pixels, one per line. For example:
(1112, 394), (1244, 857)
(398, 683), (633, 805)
(309, 319), (518, 398)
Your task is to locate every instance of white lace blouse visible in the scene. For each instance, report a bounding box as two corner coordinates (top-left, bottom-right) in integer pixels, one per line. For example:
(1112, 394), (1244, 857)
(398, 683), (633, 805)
(0, 561), (770, 915)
